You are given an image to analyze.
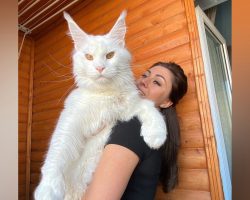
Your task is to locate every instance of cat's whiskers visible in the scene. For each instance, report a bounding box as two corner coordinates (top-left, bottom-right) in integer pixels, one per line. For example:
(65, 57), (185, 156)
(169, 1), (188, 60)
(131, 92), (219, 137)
(48, 53), (72, 69)
(57, 81), (77, 105)
(111, 71), (135, 85)
(42, 62), (73, 78)
(40, 76), (74, 83)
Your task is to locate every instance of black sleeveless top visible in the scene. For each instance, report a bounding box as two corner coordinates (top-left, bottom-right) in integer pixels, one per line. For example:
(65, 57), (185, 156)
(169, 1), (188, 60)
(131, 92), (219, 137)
(106, 117), (163, 200)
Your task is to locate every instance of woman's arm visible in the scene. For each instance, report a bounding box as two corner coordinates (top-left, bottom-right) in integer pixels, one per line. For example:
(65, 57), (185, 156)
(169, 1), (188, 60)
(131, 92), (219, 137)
(83, 144), (139, 200)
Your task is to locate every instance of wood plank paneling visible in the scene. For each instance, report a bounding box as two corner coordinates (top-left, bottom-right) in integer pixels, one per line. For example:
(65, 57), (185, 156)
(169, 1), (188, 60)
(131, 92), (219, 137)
(18, 33), (33, 200)
(180, 129), (204, 148)
(183, 0), (224, 199)
(26, 0), (224, 199)
(178, 148), (207, 169)
(156, 188), (211, 200)
(177, 169), (210, 191)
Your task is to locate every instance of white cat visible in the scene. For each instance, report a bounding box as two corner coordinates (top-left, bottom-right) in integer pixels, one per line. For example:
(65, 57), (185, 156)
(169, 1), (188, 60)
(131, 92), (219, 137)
(34, 11), (167, 200)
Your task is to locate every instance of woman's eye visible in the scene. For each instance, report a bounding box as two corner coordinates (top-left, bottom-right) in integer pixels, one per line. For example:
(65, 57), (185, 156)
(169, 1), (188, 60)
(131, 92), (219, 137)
(85, 54), (94, 60)
(153, 80), (161, 86)
(106, 51), (115, 59)
(141, 74), (147, 78)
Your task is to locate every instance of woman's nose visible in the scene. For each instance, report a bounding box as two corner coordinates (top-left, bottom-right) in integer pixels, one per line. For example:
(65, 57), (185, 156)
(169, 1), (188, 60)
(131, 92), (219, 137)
(140, 77), (149, 88)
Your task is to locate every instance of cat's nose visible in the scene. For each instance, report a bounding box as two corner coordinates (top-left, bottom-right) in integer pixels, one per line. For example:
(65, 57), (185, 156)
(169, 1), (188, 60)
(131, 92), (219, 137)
(96, 66), (105, 73)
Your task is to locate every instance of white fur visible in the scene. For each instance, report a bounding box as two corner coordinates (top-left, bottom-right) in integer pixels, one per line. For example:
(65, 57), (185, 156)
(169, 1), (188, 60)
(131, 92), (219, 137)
(34, 11), (167, 200)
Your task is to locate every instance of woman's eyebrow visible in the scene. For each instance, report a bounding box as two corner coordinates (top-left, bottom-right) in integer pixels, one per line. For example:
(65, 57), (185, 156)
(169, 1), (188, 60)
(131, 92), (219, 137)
(148, 69), (166, 83)
(156, 74), (166, 83)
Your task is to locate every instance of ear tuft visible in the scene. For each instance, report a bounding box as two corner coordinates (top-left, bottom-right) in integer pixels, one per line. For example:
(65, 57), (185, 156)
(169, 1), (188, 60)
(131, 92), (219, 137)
(63, 11), (88, 51)
(120, 10), (127, 20)
(107, 10), (128, 46)
(63, 11), (71, 21)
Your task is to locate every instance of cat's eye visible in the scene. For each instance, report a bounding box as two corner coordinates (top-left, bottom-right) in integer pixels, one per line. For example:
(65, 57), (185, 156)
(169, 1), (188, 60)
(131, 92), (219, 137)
(106, 51), (115, 59)
(85, 54), (94, 61)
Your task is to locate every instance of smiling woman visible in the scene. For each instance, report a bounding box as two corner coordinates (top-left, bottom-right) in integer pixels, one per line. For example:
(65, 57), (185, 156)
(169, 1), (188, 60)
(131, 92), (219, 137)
(141, 62), (188, 193)
(84, 62), (188, 199)
(136, 65), (174, 108)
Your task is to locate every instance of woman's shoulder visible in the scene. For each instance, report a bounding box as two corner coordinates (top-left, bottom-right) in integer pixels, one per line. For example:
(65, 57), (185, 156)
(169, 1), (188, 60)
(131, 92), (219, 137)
(107, 117), (152, 160)
(114, 116), (141, 132)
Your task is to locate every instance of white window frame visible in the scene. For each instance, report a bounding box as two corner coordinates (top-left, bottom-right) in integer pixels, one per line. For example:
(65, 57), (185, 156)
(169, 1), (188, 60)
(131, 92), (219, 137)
(195, 6), (232, 200)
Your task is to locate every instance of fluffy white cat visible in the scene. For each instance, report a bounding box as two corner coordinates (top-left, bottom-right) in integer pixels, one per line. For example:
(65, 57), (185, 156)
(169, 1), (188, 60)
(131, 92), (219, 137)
(34, 11), (167, 200)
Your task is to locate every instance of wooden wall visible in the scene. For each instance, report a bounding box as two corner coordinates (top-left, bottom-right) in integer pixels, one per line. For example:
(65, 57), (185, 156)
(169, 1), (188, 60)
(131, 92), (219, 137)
(18, 0), (223, 199)
(18, 33), (34, 200)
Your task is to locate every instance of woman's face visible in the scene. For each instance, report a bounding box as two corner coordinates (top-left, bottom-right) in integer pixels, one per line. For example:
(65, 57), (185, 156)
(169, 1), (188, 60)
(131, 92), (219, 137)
(136, 65), (173, 108)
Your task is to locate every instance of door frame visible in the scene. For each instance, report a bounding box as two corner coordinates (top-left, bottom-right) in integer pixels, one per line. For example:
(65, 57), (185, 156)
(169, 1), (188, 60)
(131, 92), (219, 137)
(195, 6), (232, 200)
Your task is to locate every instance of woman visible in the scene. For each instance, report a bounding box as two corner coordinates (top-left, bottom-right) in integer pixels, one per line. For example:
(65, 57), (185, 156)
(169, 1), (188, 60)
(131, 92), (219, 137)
(83, 62), (188, 200)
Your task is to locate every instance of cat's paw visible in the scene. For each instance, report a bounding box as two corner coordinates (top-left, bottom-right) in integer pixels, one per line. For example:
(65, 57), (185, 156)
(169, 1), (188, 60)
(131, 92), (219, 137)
(34, 176), (65, 200)
(138, 101), (167, 149)
(140, 119), (167, 149)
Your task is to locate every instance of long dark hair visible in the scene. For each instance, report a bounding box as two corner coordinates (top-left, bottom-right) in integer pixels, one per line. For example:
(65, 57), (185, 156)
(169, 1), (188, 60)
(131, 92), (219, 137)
(150, 62), (188, 192)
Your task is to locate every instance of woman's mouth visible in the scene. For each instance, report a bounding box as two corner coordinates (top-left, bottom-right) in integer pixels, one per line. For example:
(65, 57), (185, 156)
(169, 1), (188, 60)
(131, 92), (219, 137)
(137, 88), (145, 97)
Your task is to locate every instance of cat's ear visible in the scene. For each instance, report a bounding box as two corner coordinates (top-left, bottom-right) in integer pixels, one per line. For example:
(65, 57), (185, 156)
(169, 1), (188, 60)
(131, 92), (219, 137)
(107, 10), (127, 47)
(64, 12), (88, 51)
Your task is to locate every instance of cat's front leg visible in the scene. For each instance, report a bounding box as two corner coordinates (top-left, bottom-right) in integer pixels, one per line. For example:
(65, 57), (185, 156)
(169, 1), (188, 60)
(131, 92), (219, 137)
(34, 173), (65, 200)
(137, 99), (167, 149)
(34, 108), (85, 200)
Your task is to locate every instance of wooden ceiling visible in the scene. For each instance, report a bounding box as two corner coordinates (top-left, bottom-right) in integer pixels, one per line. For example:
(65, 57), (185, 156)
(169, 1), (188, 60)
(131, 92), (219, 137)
(18, 0), (90, 39)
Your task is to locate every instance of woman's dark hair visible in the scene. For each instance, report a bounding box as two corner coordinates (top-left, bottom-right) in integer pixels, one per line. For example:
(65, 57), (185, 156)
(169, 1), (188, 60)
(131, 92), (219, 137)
(150, 62), (188, 192)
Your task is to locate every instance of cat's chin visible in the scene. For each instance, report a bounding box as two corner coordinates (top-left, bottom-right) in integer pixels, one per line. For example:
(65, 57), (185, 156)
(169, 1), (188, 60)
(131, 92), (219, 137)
(95, 76), (109, 84)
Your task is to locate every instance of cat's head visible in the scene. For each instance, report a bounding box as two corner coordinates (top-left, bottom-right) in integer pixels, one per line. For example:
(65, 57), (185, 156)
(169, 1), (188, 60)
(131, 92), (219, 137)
(64, 11), (132, 89)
